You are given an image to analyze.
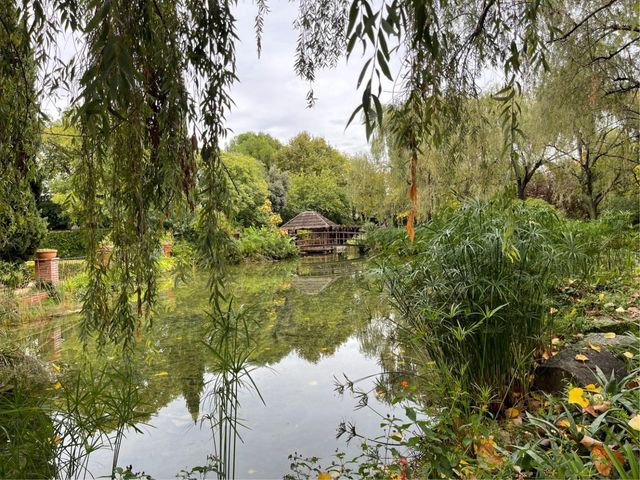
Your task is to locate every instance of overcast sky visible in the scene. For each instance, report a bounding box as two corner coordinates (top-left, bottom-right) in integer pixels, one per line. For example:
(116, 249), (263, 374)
(227, 1), (387, 154)
(44, 2), (399, 155)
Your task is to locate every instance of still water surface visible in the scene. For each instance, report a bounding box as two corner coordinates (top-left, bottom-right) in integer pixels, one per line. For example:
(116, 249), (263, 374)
(16, 256), (398, 479)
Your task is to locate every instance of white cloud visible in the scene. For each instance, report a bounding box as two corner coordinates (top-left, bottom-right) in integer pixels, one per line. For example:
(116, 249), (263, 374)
(45, 2), (397, 155)
(227, 1), (373, 154)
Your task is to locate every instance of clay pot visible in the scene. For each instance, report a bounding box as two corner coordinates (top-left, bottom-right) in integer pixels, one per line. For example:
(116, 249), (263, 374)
(162, 242), (173, 256)
(36, 249), (58, 260)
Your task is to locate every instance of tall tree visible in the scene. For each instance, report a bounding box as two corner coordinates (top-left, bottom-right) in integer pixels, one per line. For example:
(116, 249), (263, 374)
(285, 171), (350, 223)
(227, 131), (282, 169)
(275, 132), (349, 178)
(222, 152), (271, 227)
(0, 2), (46, 262)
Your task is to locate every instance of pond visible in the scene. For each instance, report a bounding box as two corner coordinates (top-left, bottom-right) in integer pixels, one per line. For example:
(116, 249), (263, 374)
(4, 256), (405, 479)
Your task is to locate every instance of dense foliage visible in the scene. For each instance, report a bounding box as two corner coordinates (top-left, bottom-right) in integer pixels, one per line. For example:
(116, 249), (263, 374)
(41, 230), (110, 259)
(377, 200), (565, 396)
(368, 199), (638, 398)
(231, 227), (298, 261)
(222, 153), (271, 228)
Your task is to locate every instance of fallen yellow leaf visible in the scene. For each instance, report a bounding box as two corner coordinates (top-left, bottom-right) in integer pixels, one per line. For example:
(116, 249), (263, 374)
(575, 354), (589, 362)
(589, 343), (602, 353)
(623, 351), (634, 359)
(568, 387), (590, 408)
(317, 473), (331, 480)
(629, 414), (640, 431)
(51, 363), (61, 372)
(551, 337), (560, 345)
(556, 418), (571, 429)
(154, 371), (169, 377)
(584, 384), (602, 393)
(53, 381), (62, 390)
(473, 436), (504, 468)
(603, 332), (616, 339)
(505, 407), (520, 418)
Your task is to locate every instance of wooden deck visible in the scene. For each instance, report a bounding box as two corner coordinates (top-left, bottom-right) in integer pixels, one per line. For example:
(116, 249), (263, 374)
(291, 226), (363, 254)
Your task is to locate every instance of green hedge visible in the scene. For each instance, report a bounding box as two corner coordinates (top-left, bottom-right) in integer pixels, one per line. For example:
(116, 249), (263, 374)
(40, 230), (107, 258)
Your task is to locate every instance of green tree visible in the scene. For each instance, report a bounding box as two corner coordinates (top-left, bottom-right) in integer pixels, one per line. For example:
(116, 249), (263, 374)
(539, 42), (637, 219)
(346, 155), (388, 222)
(265, 166), (290, 215)
(222, 152), (270, 227)
(37, 118), (85, 228)
(275, 132), (349, 178)
(0, 3), (46, 262)
(285, 171), (350, 223)
(227, 131), (282, 169)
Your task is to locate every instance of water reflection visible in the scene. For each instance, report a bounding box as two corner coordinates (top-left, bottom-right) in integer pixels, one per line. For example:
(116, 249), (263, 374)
(2, 256), (400, 479)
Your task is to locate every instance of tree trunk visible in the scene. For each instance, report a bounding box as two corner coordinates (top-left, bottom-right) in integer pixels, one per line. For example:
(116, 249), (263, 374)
(585, 195), (599, 220)
(517, 178), (527, 200)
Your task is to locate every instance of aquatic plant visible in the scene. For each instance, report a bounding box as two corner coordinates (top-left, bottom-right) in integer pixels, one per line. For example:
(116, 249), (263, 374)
(201, 302), (264, 480)
(379, 199), (566, 402)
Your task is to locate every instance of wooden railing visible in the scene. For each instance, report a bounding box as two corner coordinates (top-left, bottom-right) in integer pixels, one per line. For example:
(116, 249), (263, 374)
(290, 226), (363, 253)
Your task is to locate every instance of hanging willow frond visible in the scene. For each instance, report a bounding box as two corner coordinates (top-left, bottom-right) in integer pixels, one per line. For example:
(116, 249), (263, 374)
(64, 0), (238, 347)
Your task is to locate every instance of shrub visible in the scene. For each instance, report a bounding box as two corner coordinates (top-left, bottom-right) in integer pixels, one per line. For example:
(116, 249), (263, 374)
(557, 211), (638, 281)
(233, 227), (298, 261)
(379, 199), (565, 399)
(0, 261), (30, 289)
(40, 229), (108, 258)
(0, 193), (46, 262)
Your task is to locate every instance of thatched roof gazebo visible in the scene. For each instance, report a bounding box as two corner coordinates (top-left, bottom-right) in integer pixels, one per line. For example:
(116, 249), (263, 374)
(281, 211), (361, 254)
(281, 211), (337, 232)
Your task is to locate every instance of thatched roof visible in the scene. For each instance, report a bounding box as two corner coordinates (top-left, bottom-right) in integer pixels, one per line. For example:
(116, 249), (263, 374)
(281, 211), (337, 231)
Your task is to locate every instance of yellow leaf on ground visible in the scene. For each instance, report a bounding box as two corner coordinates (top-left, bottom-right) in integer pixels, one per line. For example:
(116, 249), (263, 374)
(51, 363), (61, 372)
(473, 436), (504, 468)
(568, 387), (590, 408)
(589, 343), (602, 352)
(551, 337), (560, 345)
(584, 384), (602, 393)
(603, 332), (616, 339)
(317, 473), (331, 480)
(154, 371), (170, 377)
(629, 415), (640, 431)
(556, 418), (571, 429)
(53, 381), (62, 390)
(505, 407), (520, 418)
(623, 351), (634, 359)
(575, 354), (589, 362)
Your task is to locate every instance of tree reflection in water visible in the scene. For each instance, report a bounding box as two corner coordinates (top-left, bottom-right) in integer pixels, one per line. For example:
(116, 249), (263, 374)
(2, 255), (400, 478)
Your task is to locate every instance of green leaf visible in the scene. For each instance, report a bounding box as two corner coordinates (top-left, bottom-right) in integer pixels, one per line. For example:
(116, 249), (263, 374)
(377, 51), (393, 80)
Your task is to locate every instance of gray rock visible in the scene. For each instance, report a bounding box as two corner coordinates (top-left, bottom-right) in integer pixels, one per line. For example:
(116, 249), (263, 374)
(533, 347), (628, 393)
(577, 333), (639, 350)
(584, 315), (640, 336)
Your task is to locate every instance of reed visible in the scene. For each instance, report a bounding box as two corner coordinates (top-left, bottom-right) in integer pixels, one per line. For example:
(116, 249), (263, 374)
(380, 199), (565, 404)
